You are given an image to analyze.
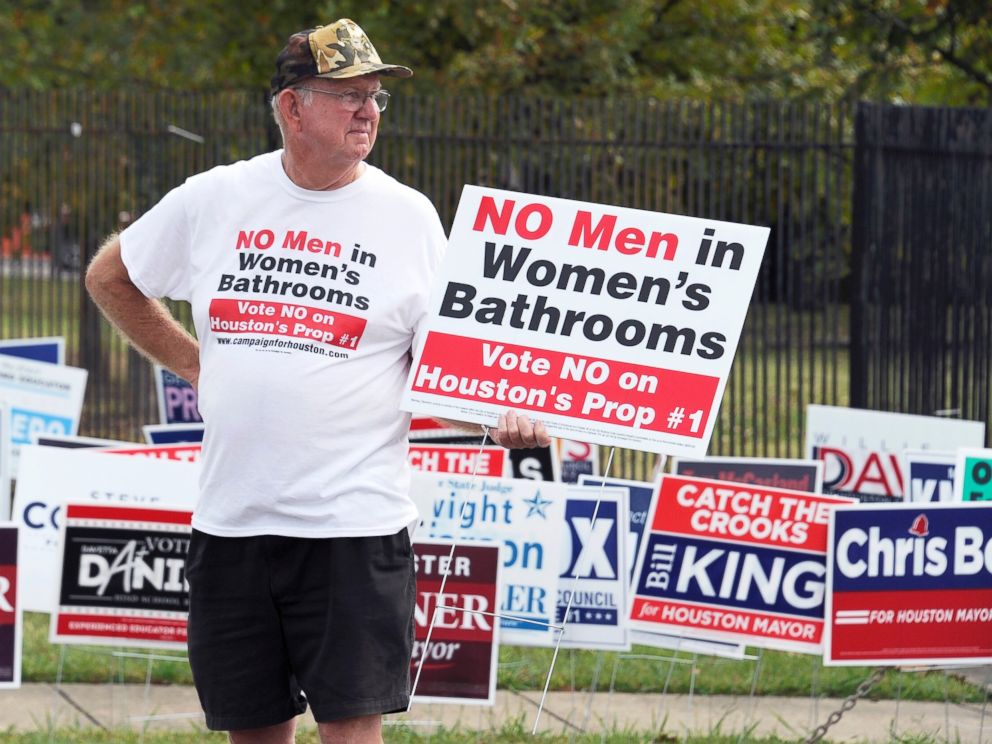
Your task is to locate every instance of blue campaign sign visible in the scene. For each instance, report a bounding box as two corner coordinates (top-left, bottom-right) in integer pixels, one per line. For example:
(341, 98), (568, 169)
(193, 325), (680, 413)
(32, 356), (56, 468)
(410, 472), (565, 648)
(0, 337), (64, 366)
(578, 475), (658, 583)
(827, 502), (992, 665)
(10, 409), (73, 446)
(906, 453), (955, 503)
(154, 366), (202, 425)
(143, 424), (205, 445)
(556, 488), (629, 650)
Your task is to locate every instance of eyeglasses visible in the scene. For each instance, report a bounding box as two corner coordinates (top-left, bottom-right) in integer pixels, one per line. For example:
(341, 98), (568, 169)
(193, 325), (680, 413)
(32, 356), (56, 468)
(294, 87), (390, 113)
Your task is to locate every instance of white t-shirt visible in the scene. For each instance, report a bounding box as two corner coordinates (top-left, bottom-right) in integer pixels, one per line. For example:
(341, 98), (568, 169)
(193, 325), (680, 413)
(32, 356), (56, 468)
(120, 151), (446, 537)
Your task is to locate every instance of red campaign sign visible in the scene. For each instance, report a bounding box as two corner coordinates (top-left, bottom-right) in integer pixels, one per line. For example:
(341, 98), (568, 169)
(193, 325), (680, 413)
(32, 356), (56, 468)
(629, 475), (855, 653)
(411, 332), (719, 438)
(408, 445), (508, 477)
(55, 614), (187, 644)
(412, 541), (500, 705)
(65, 504), (193, 525)
(654, 475), (847, 550)
(0, 565), (13, 624)
(631, 597), (823, 645)
(208, 298), (366, 349)
(101, 444), (202, 463)
(830, 589), (992, 662)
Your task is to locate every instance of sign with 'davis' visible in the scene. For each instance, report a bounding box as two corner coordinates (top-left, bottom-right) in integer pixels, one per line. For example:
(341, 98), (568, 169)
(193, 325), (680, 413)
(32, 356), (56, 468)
(402, 186), (768, 456)
(409, 472), (564, 647)
(825, 502), (992, 665)
(411, 540), (501, 705)
(629, 475), (855, 653)
(805, 405), (984, 503)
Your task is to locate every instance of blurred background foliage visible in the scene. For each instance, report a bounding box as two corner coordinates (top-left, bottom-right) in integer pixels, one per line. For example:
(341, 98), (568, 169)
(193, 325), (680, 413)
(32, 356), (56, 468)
(1, 0), (989, 104)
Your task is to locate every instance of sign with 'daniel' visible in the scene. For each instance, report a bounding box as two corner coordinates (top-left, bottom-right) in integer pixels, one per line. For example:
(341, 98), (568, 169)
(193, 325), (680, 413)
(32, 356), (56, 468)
(402, 186), (768, 456)
(51, 504), (192, 649)
(825, 502), (992, 665)
(409, 472), (564, 647)
(628, 475), (855, 654)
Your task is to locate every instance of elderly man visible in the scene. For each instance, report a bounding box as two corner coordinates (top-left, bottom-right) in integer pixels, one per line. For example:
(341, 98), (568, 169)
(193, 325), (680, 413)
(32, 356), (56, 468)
(86, 19), (548, 744)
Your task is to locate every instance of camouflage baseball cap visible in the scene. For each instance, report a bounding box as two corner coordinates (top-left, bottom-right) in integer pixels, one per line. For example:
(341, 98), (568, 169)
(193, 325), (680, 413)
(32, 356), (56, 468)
(271, 19), (412, 95)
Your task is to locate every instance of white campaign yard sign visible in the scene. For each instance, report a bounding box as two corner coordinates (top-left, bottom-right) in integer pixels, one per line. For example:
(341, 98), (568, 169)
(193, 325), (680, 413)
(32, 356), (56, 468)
(0, 355), (87, 476)
(409, 471), (565, 647)
(805, 405), (985, 502)
(402, 186), (769, 456)
(12, 446), (199, 612)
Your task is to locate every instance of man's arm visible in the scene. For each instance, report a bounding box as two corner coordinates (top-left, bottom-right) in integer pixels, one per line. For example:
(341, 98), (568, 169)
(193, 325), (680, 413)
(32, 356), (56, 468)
(85, 235), (200, 388)
(433, 410), (551, 450)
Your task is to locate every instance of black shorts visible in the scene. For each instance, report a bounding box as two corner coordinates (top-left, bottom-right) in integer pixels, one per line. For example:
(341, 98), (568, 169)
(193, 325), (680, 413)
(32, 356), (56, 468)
(185, 528), (416, 731)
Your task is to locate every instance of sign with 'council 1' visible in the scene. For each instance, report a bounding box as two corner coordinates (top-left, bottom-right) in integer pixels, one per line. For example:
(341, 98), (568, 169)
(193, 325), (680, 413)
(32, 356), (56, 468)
(402, 186), (768, 456)
(825, 502), (992, 665)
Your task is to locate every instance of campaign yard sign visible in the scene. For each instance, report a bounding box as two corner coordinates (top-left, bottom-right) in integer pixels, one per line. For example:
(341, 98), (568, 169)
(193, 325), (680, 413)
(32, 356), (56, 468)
(143, 424), (205, 445)
(0, 404), (10, 520)
(409, 444), (509, 478)
(52, 504), (192, 649)
(100, 443), (202, 464)
(629, 475), (855, 653)
(408, 416), (560, 482)
(576, 475), (745, 658)
(402, 186), (769, 456)
(559, 440), (598, 484)
(672, 457), (823, 494)
(557, 487), (629, 650)
(0, 336), (65, 365)
(953, 448), (992, 502)
(409, 472), (565, 647)
(154, 365), (202, 425)
(12, 446), (199, 612)
(578, 475), (657, 583)
(904, 451), (956, 503)
(0, 355), (88, 476)
(805, 405), (984, 503)
(825, 502), (992, 665)
(0, 525), (20, 688)
(412, 540), (501, 705)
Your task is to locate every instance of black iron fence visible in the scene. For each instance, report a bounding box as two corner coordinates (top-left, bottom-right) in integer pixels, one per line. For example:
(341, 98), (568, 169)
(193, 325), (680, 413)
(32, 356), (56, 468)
(1, 90), (987, 468)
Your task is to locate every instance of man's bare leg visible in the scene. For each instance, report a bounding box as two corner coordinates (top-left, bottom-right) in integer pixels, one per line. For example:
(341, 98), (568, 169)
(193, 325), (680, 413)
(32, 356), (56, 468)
(318, 713), (383, 744)
(229, 719), (296, 744)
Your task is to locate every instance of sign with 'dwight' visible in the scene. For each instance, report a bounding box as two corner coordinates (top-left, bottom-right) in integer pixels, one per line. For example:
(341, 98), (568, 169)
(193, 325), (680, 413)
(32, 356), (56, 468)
(409, 472), (564, 647)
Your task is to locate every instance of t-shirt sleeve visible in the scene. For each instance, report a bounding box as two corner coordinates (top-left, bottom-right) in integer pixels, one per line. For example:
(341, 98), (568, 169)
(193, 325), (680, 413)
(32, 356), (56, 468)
(411, 212), (448, 352)
(119, 182), (194, 302)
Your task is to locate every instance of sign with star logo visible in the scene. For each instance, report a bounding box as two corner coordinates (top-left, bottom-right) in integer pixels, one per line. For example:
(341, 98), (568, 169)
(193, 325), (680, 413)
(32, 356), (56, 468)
(409, 472), (566, 647)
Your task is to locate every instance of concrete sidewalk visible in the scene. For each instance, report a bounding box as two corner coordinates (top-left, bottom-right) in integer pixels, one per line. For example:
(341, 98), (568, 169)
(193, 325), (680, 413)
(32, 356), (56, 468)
(2, 683), (990, 742)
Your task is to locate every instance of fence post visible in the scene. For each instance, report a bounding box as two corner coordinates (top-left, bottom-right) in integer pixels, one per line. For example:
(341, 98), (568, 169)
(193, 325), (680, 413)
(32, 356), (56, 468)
(848, 102), (871, 409)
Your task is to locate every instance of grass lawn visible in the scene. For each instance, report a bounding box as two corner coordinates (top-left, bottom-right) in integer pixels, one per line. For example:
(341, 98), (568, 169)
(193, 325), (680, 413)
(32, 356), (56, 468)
(0, 726), (959, 744)
(22, 613), (986, 704)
